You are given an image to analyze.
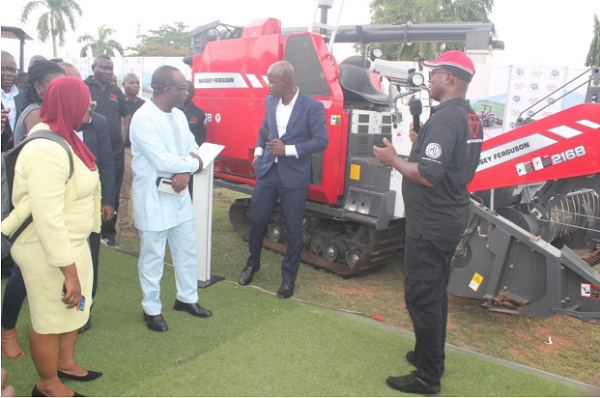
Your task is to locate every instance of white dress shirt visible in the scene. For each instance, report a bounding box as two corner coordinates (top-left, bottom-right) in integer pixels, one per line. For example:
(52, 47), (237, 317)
(254, 88), (300, 159)
(130, 99), (200, 232)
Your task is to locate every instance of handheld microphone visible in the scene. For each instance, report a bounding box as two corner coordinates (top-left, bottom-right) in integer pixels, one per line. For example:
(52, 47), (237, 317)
(258, 127), (270, 141)
(409, 97), (422, 134)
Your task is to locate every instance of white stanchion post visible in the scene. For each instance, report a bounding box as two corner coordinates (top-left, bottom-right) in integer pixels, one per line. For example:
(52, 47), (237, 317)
(192, 162), (223, 288)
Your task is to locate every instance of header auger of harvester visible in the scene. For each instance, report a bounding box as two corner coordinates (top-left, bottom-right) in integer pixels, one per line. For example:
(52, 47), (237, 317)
(449, 68), (600, 324)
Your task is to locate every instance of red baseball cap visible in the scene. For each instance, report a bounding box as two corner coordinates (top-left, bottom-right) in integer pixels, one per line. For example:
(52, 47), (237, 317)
(424, 51), (475, 82)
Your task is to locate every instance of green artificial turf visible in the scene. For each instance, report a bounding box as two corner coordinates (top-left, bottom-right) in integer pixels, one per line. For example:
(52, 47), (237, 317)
(1, 248), (591, 397)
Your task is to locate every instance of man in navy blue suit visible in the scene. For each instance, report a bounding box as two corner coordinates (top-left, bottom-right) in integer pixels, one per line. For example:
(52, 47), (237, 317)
(238, 61), (328, 298)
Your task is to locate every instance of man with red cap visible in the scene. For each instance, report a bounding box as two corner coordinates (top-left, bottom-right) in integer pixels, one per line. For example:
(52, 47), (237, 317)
(374, 50), (483, 394)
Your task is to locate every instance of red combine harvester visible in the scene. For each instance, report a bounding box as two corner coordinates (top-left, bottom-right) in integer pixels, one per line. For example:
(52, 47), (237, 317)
(185, 14), (501, 275)
(185, 6), (600, 322)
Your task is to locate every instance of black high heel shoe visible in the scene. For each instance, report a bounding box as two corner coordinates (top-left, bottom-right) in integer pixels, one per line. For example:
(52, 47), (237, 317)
(57, 369), (103, 381)
(32, 385), (85, 397)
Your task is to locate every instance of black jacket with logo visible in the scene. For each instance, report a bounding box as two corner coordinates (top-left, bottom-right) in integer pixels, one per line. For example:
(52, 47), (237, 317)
(402, 97), (483, 241)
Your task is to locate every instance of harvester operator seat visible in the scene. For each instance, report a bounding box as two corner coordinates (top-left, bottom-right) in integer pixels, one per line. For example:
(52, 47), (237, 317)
(338, 61), (389, 106)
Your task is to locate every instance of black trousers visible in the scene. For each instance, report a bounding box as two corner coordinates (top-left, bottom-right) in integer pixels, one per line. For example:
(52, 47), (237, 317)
(1, 264), (26, 329)
(89, 232), (100, 301)
(403, 234), (460, 384)
(246, 164), (308, 282)
(102, 148), (124, 240)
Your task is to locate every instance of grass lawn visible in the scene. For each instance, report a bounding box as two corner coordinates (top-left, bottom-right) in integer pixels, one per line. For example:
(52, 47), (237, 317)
(1, 248), (594, 397)
(2, 187), (599, 396)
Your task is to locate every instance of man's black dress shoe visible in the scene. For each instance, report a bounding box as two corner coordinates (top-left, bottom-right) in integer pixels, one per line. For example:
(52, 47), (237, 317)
(143, 312), (168, 332)
(277, 281), (295, 299)
(32, 385), (85, 397)
(386, 371), (441, 395)
(57, 369), (103, 381)
(174, 299), (213, 318)
(238, 264), (260, 285)
(77, 318), (91, 334)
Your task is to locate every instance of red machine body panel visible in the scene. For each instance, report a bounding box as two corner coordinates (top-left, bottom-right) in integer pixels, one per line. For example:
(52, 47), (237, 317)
(192, 20), (347, 204)
(468, 103), (600, 192)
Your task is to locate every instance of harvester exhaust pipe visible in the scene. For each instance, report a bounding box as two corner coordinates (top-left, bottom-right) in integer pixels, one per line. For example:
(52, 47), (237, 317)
(318, 0), (334, 24)
(317, 0), (335, 36)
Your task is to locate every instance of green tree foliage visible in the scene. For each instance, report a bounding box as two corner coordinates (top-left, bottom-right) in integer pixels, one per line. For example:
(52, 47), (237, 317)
(129, 23), (189, 57)
(369, 0), (493, 60)
(585, 14), (600, 67)
(77, 25), (124, 57)
(21, 0), (82, 57)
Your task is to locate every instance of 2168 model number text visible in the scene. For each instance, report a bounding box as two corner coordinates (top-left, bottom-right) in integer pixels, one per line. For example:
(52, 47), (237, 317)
(551, 146), (586, 165)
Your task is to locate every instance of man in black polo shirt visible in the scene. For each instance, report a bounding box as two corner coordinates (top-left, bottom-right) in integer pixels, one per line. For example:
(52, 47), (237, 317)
(84, 54), (131, 247)
(119, 72), (145, 239)
(180, 80), (207, 198)
(180, 80), (207, 146)
(374, 51), (482, 395)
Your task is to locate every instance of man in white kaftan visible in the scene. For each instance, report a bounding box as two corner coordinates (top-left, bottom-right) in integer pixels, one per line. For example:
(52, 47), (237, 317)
(130, 65), (212, 332)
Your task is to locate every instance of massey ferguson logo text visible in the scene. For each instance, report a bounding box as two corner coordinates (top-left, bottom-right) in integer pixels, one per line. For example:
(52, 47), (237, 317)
(194, 73), (249, 89)
(197, 77), (234, 84)
(476, 134), (558, 172)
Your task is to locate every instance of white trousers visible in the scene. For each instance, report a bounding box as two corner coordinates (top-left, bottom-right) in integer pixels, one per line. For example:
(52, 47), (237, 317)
(138, 219), (198, 315)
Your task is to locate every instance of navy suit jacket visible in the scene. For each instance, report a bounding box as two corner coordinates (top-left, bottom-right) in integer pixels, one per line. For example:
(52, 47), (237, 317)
(254, 91), (328, 189)
(83, 112), (116, 208)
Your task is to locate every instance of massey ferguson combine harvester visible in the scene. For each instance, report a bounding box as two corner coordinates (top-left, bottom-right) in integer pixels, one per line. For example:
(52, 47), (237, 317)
(185, 4), (600, 322)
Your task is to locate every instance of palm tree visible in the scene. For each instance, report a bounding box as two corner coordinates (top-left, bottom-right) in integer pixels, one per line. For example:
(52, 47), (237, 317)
(369, 0), (493, 61)
(78, 25), (124, 57)
(21, 0), (82, 57)
(585, 14), (600, 67)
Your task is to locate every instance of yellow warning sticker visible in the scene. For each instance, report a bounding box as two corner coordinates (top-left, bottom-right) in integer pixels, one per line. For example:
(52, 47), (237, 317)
(350, 164), (361, 180)
(468, 272), (484, 292)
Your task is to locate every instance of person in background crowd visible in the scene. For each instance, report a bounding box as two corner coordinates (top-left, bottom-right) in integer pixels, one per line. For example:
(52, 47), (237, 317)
(28, 55), (47, 67)
(374, 51), (482, 395)
(84, 54), (131, 248)
(180, 80), (207, 147)
(118, 72), (145, 239)
(13, 60), (65, 145)
(1, 51), (23, 152)
(1, 61), (66, 360)
(179, 80), (206, 197)
(1, 51), (25, 318)
(237, 61), (328, 299)
(1, 76), (103, 397)
(130, 65), (212, 332)
(16, 72), (28, 88)
(60, 62), (117, 334)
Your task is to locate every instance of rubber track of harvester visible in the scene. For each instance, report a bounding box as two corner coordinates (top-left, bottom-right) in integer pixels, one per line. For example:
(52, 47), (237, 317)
(229, 198), (404, 278)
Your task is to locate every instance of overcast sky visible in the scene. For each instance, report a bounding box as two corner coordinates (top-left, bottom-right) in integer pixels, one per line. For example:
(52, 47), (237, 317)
(1, 0), (599, 68)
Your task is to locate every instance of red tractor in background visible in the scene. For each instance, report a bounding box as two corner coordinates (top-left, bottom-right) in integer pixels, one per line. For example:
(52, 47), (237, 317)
(477, 103), (497, 127)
